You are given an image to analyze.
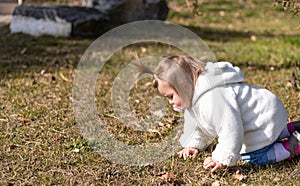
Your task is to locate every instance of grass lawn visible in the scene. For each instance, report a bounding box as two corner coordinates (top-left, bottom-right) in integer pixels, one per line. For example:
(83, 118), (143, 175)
(1, 0), (300, 185)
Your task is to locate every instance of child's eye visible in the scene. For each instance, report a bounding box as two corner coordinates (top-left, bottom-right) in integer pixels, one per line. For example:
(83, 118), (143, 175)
(167, 95), (173, 100)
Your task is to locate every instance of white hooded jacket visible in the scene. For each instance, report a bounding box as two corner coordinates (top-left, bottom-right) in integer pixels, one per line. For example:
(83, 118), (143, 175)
(179, 62), (288, 166)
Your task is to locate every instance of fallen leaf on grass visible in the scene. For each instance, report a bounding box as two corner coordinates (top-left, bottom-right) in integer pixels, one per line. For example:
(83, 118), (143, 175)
(144, 82), (153, 87)
(52, 135), (65, 142)
(141, 47), (147, 53)
(233, 170), (247, 181)
(157, 172), (176, 182)
(72, 148), (80, 153)
(219, 10), (225, 16)
(40, 69), (45, 75)
(273, 177), (280, 182)
(250, 35), (257, 41)
(287, 81), (294, 88)
(18, 117), (30, 123)
(6, 144), (17, 152)
(211, 180), (220, 186)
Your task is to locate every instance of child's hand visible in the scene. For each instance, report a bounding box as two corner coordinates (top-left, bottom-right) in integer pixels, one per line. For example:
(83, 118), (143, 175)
(203, 157), (224, 172)
(178, 148), (199, 160)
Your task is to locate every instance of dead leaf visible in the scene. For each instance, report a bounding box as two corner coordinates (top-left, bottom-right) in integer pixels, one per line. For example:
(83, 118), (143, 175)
(219, 10), (225, 16)
(18, 117), (30, 123)
(211, 180), (221, 186)
(52, 135), (65, 142)
(10, 114), (18, 118)
(157, 172), (176, 182)
(40, 69), (46, 75)
(7, 144), (17, 152)
(144, 82), (153, 87)
(72, 148), (80, 153)
(233, 170), (247, 181)
(273, 177), (280, 182)
(168, 1), (184, 12)
(286, 81), (293, 88)
(250, 35), (257, 42)
(141, 47), (147, 53)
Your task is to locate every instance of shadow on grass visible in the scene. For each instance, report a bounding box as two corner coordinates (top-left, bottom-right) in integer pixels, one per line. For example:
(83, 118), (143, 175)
(186, 25), (254, 42)
(0, 23), (299, 78)
(234, 156), (300, 177)
(0, 25), (91, 78)
(185, 25), (299, 43)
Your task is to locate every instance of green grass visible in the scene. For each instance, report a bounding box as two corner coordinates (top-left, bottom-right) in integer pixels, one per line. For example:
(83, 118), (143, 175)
(1, 0), (300, 185)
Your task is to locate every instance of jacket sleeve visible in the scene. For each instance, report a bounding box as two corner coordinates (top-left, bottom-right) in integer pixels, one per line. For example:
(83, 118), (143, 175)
(209, 87), (243, 166)
(180, 110), (212, 151)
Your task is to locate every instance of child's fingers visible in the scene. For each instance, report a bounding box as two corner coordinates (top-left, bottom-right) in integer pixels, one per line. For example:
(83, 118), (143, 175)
(211, 164), (223, 173)
(177, 150), (183, 158)
(203, 157), (219, 169)
(203, 157), (224, 172)
(177, 149), (188, 160)
(203, 161), (216, 169)
(192, 151), (198, 158)
(185, 149), (193, 159)
(203, 161), (211, 169)
(183, 151), (189, 160)
(192, 149), (199, 157)
(178, 148), (198, 160)
(203, 157), (213, 165)
(211, 165), (219, 172)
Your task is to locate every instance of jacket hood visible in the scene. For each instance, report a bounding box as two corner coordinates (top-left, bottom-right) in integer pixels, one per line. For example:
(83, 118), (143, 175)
(192, 62), (244, 104)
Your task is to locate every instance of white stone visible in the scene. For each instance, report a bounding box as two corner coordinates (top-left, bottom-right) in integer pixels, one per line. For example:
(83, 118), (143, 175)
(10, 15), (71, 37)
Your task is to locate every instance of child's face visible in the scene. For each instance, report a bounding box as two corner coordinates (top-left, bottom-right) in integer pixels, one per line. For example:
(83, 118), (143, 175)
(156, 78), (183, 112)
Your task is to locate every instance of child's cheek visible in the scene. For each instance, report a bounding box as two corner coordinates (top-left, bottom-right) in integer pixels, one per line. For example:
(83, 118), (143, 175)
(176, 96), (182, 106)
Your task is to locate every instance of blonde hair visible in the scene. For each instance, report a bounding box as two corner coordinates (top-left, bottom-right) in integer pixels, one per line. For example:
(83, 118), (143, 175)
(134, 55), (206, 108)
